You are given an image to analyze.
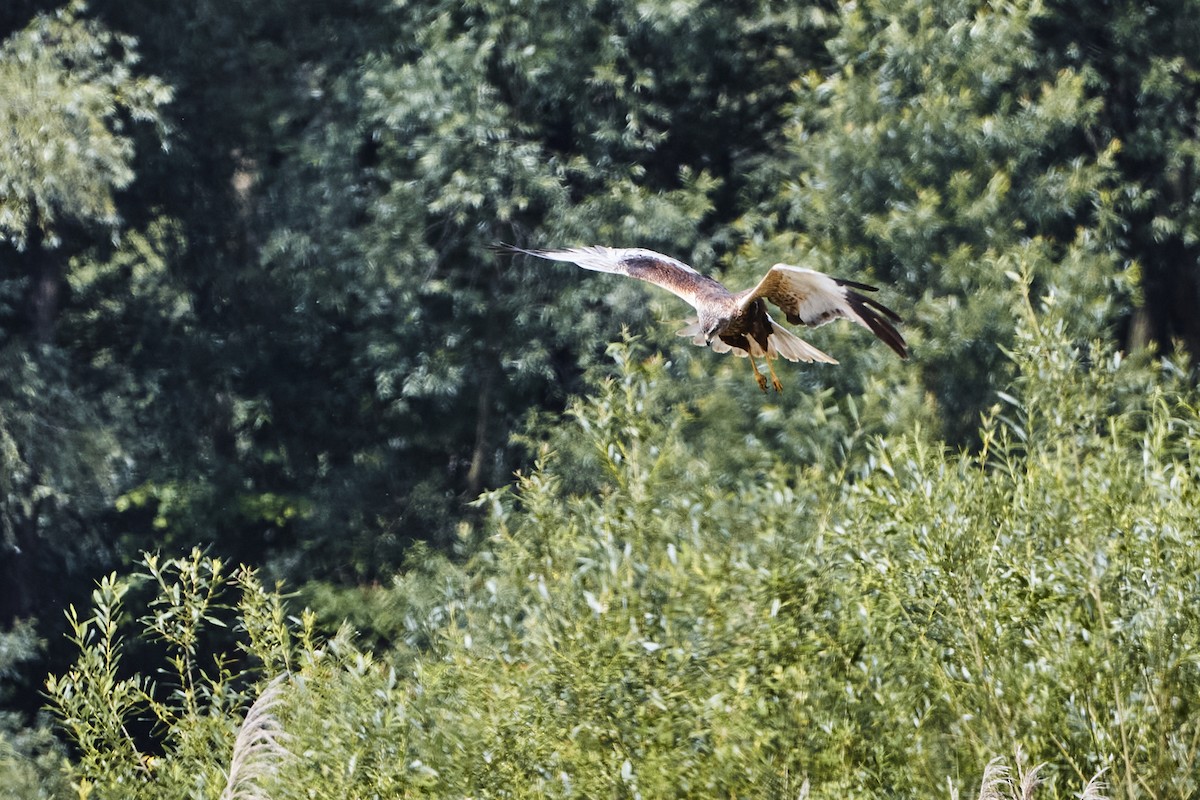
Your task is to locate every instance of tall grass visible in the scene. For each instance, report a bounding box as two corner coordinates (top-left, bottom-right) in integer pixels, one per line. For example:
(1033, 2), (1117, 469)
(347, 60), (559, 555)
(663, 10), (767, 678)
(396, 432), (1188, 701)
(219, 677), (289, 800)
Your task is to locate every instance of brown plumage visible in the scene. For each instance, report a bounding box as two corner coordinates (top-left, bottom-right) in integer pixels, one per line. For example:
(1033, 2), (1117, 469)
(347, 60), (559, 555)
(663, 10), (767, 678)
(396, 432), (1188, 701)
(499, 244), (907, 392)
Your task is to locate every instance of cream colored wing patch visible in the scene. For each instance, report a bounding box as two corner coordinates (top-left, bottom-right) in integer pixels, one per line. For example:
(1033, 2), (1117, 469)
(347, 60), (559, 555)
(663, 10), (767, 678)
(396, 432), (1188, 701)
(743, 264), (907, 358)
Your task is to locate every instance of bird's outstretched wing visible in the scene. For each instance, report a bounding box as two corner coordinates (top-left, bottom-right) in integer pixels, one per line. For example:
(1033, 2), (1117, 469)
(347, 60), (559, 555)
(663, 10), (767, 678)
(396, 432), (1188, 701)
(741, 265), (908, 358)
(497, 244), (729, 307)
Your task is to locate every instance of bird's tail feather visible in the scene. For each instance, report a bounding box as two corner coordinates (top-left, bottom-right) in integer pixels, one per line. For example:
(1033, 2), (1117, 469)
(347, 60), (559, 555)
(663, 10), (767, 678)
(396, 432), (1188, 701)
(767, 324), (838, 364)
(678, 317), (837, 364)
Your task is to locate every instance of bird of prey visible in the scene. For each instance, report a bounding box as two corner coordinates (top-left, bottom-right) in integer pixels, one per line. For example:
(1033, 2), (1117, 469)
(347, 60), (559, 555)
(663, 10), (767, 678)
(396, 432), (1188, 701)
(500, 244), (907, 392)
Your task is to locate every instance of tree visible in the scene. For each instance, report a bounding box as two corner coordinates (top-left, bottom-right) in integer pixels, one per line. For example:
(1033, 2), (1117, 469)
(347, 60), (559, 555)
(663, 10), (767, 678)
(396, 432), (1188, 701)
(0, 1), (169, 622)
(0, 0), (169, 339)
(1037, 0), (1200, 355)
(735, 0), (1126, 442)
(67, 0), (845, 583)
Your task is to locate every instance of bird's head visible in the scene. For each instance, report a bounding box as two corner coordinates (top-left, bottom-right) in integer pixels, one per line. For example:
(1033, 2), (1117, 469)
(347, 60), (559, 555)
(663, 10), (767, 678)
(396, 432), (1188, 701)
(700, 312), (728, 344)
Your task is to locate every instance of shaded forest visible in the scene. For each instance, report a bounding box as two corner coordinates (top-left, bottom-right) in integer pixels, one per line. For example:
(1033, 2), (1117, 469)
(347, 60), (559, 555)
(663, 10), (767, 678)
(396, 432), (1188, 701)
(2, 0), (1200, 797)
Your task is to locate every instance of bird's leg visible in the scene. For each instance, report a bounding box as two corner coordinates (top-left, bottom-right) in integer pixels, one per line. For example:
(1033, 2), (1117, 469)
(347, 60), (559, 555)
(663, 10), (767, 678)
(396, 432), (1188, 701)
(765, 355), (784, 392)
(748, 355), (768, 392)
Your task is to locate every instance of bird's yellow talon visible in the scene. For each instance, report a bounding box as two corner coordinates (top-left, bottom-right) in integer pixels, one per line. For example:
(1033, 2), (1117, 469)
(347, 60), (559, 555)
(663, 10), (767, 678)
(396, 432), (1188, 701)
(766, 357), (784, 392)
(749, 356), (769, 391)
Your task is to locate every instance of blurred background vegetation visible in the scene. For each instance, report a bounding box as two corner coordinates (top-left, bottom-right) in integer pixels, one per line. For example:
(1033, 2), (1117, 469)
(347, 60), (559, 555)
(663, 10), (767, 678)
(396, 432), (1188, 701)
(1, 0), (1199, 796)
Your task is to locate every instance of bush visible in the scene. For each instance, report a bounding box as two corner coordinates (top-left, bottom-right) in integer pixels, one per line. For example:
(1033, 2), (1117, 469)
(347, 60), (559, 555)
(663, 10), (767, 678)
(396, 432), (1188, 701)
(46, 300), (1192, 798)
(1, 621), (70, 800)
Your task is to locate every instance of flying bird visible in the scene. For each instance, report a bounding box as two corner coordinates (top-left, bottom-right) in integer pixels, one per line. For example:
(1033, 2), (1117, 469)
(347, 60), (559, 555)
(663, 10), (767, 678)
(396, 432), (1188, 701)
(499, 245), (907, 392)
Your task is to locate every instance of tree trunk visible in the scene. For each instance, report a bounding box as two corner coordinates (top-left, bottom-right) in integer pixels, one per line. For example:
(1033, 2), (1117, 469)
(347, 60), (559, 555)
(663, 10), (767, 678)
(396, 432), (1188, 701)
(22, 215), (65, 345)
(28, 254), (63, 345)
(464, 365), (495, 499)
(0, 513), (37, 624)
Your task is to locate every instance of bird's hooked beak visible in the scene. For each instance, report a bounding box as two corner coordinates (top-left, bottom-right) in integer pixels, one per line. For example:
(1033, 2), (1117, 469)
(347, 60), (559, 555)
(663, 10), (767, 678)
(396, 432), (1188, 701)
(704, 318), (725, 345)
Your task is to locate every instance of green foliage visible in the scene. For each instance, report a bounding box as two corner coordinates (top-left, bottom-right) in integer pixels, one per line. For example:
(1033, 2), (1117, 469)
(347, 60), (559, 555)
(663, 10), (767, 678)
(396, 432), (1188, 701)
(47, 290), (1197, 796)
(205, 0), (846, 572)
(736, 0), (1129, 440)
(1, 622), (70, 799)
(0, 344), (130, 624)
(406, 324), (1181, 798)
(44, 550), (313, 799)
(1039, 0), (1200, 353)
(8, 1), (1200, 796)
(0, 1), (171, 632)
(0, 0), (170, 249)
(4, 0), (1190, 619)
